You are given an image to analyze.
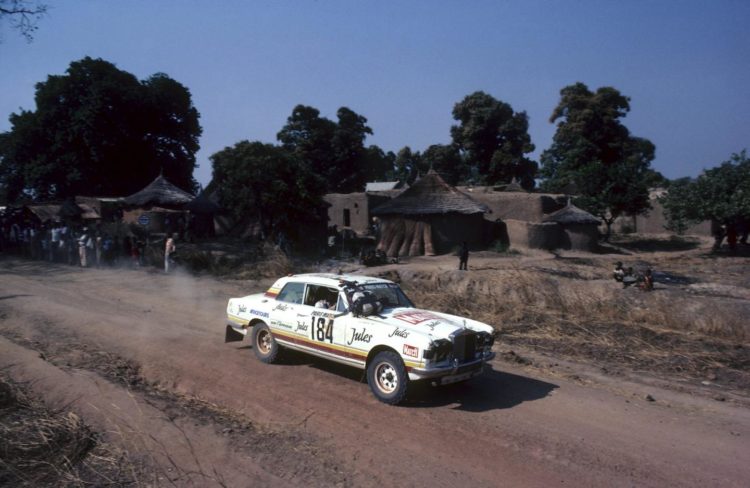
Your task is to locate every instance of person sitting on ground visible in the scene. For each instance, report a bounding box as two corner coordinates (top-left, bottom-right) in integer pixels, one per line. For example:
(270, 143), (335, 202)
(622, 267), (638, 288)
(639, 268), (654, 291)
(613, 261), (625, 282)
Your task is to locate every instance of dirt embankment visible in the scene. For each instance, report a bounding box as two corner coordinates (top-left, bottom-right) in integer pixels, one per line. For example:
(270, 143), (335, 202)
(1, 254), (749, 487)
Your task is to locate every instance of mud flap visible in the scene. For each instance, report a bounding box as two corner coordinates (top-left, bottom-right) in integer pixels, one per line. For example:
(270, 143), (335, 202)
(225, 324), (246, 343)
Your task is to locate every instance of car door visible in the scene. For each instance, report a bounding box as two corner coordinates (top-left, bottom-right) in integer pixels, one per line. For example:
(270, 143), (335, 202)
(268, 281), (306, 335)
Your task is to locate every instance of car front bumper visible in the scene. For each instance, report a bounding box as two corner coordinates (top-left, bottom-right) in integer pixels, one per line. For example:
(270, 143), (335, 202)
(408, 352), (495, 383)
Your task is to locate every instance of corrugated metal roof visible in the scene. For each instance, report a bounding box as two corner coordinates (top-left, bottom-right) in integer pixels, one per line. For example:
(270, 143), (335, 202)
(366, 181), (402, 192)
(371, 170), (489, 216)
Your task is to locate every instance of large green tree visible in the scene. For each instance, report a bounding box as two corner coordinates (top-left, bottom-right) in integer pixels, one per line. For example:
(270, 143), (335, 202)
(540, 82), (656, 238)
(211, 141), (326, 240)
(0, 57), (201, 201)
(451, 91), (537, 189)
(392, 146), (427, 185)
(277, 104), (373, 193)
(661, 151), (750, 235)
(421, 143), (468, 186)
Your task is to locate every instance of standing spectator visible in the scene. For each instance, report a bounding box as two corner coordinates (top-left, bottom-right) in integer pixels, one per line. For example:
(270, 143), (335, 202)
(95, 232), (103, 267)
(459, 241), (469, 271)
(164, 233), (176, 273)
(78, 228), (91, 267)
(50, 223), (60, 261)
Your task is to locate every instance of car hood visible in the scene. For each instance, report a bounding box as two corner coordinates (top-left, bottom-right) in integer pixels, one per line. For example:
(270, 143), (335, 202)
(365, 307), (482, 338)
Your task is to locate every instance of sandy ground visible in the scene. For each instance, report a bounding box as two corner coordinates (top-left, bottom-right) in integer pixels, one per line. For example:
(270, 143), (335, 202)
(1, 256), (749, 487)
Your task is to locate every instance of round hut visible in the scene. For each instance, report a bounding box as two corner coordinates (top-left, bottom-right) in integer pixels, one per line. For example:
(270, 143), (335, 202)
(542, 201), (601, 251)
(185, 189), (220, 238)
(371, 170), (489, 256)
(122, 174), (195, 234)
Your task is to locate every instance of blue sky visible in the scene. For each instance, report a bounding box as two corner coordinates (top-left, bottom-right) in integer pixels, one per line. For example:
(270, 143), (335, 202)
(1, 0), (748, 187)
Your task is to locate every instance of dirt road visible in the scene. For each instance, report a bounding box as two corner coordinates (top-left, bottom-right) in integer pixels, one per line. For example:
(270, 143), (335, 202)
(1, 258), (748, 487)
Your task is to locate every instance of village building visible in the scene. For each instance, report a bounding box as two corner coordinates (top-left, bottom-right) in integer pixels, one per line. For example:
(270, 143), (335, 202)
(612, 188), (712, 236)
(371, 170), (490, 256)
(323, 181), (406, 236)
(542, 200), (601, 251)
(121, 174), (195, 233)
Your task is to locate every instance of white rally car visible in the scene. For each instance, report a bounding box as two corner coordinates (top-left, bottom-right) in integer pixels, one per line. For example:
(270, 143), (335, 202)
(225, 273), (496, 404)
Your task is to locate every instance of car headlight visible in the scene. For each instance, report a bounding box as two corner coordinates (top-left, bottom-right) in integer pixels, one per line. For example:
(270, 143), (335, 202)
(423, 339), (452, 362)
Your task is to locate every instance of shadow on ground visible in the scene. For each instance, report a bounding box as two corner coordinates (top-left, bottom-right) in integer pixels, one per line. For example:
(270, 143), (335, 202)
(243, 347), (558, 412)
(614, 237), (702, 253)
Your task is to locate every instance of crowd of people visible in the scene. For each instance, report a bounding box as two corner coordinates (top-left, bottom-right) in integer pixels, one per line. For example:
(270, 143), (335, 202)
(0, 218), (177, 272)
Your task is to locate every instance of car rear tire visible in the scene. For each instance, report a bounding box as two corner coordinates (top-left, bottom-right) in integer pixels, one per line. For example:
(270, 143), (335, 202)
(367, 351), (409, 405)
(252, 323), (279, 363)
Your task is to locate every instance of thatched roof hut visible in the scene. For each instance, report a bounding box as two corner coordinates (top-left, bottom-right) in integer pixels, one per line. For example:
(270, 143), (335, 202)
(371, 170), (489, 256)
(543, 201), (600, 251)
(122, 174), (194, 208)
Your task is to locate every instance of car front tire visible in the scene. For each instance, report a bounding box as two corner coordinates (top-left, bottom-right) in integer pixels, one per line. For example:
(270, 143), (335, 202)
(252, 323), (280, 363)
(367, 351), (409, 405)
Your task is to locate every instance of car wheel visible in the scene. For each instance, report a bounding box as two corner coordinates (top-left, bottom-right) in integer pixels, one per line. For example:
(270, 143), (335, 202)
(367, 351), (408, 405)
(252, 323), (279, 363)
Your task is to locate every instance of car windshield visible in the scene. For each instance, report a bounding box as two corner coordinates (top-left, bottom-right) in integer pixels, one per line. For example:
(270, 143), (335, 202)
(361, 283), (415, 309)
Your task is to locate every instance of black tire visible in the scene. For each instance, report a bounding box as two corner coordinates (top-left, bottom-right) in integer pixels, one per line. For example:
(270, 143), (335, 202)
(252, 323), (280, 364)
(367, 351), (409, 405)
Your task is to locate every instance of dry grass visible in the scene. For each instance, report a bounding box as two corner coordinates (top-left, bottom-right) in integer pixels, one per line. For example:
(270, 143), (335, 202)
(398, 267), (749, 390)
(0, 373), (145, 487)
(179, 242), (293, 279)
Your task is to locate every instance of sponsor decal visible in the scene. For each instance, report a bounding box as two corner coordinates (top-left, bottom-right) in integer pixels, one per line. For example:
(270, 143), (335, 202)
(271, 319), (292, 329)
(403, 344), (419, 358)
(424, 320), (441, 330)
(273, 304), (290, 312)
(388, 327), (410, 338)
(346, 327), (373, 346)
(250, 309), (269, 318)
(295, 320), (309, 333)
(393, 311), (442, 325)
(311, 310), (334, 318)
(237, 304), (247, 313)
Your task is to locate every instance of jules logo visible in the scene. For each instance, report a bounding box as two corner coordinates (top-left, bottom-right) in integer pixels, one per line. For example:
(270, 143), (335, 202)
(403, 344), (419, 358)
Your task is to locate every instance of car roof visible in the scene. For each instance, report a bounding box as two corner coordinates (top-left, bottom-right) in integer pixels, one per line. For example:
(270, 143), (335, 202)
(289, 273), (394, 288)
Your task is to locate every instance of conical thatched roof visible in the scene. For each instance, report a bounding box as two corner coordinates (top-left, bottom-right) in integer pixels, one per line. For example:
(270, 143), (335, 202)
(543, 201), (600, 225)
(186, 188), (220, 214)
(123, 174), (194, 207)
(371, 170), (489, 216)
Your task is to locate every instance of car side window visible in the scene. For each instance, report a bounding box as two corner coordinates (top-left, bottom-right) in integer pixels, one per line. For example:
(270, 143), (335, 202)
(336, 292), (348, 312)
(276, 282), (305, 304)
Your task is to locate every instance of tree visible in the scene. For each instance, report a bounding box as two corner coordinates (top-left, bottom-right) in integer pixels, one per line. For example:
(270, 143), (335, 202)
(363, 145), (395, 183)
(331, 107), (373, 192)
(0, 57), (201, 201)
(277, 105), (337, 180)
(0, 0), (46, 41)
(277, 104), (373, 193)
(540, 82), (656, 238)
(210, 141), (326, 241)
(450, 91), (537, 189)
(661, 151), (750, 234)
(392, 146), (426, 185)
(421, 144), (467, 186)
